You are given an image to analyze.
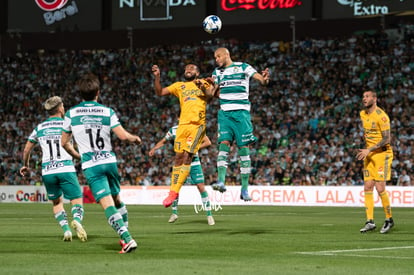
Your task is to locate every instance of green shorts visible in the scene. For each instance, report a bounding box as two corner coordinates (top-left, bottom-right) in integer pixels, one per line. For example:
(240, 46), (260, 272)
(217, 109), (257, 147)
(185, 155), (205, 185)
(42, 172), (82, 201)
(83, 162), (121, 203)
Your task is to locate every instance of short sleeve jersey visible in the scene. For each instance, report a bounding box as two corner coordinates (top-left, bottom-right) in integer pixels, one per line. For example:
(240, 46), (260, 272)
(167, 80), (209, 125)
(360, 107), (391, 149)
(28, 117), (76, 175)
(212, 62), (257, 111)
(62, 101), (120, 169)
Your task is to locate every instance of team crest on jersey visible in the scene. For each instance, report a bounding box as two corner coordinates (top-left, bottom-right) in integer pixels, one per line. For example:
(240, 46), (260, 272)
(233, 67), (240, 73)
(371, 122), (376, 128)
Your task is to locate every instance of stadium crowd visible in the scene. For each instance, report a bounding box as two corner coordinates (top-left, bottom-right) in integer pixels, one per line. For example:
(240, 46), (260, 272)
(0, 24), (413, 187)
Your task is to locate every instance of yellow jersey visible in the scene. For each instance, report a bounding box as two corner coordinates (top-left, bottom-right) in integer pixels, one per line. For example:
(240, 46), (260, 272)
(167, 80), (209, 125)
(360, 106), (391, 150)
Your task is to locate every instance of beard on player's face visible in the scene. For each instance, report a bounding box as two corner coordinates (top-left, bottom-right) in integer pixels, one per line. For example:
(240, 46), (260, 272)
(184, 73), (196, 81)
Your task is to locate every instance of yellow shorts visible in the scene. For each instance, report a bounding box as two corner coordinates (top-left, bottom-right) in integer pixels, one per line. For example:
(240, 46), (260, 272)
(363, 148), (393, 182)
(174, 124), (206, 154)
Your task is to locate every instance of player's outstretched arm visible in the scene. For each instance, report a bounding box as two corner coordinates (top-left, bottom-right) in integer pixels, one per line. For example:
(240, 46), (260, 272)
(113, 125), (141, 145)
(149, 138), (167, 157)
(253, 68), (270, 86)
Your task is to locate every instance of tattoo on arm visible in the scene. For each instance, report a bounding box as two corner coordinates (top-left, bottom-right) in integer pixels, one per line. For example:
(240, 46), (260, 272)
(369, 129), (391, 152)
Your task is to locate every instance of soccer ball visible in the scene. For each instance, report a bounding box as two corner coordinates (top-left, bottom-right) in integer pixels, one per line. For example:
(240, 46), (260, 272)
(202, 15), (222, 34)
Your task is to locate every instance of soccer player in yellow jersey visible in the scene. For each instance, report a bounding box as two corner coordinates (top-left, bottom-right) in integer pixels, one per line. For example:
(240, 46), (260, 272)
(152, 64), (217, 207)
(357, 90), (394, 233)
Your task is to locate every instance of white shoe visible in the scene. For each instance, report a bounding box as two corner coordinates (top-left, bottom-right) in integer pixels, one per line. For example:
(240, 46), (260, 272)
(207, 216), (215, 226)
(360, 220), (376, 233)
(71, 220), (87, 242)
(168, 214), (178, 223)
(63, 231), (72, 242)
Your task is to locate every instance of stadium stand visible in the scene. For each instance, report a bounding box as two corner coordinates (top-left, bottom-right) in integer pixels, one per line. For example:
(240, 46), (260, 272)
(0, 24), (412, 187)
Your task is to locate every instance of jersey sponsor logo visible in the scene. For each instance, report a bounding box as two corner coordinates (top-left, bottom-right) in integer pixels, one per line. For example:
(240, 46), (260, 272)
(77, 108), (105, 114)
(80, 116), (103, 125)
(92, 152), (112, 162)
(43, 129), (62, 135)
(45, 161), (64, 171)
(220, 80), (243, 87)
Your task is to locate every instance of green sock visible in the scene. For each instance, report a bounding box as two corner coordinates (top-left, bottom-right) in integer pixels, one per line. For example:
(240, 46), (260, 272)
(116, 202), (129, 228)
(55, 210), (70, 233)
(104, 206), (131, 243)
(217, 143), (230, 183)
(200, 191), (212, 216)
(239, 147), (251, 191)
(71, 204), (84, 224)
(171, 198), (179, 215)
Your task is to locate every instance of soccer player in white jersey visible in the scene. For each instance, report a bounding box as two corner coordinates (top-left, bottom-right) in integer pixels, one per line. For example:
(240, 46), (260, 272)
(20, 96), (87, 242)
(61, 73), (141, 254)
(149, 125), (215, 225)
(211, 47), (270, 201)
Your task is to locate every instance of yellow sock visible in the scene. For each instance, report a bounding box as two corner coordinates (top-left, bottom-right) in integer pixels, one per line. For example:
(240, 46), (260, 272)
(379, 191), (392, 219)
(364, 191), (374, 221)
(171, 164), (191, 193)
(170, 166), (181, 191)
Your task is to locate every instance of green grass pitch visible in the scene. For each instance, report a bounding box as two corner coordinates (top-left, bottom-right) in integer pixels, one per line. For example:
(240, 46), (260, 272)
(0, 203), (413, 275)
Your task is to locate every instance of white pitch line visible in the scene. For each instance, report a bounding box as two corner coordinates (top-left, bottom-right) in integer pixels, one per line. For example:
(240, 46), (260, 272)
(296, 246), (414, 255)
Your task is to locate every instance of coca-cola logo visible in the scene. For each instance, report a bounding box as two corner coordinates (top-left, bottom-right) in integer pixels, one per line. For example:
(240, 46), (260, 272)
(35, 0), (68, 11)
(221, 0), (302, 11)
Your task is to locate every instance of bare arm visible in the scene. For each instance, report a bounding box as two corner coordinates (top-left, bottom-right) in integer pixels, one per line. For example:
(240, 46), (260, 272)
(61, 132), (81, 160)
(356, 129), (391, 160)
(112, 125), (142, 145)
(20, 141), (36, 176)
(253, 68), (270, 86)
(152, 64), (171, 96)
(148, 138), (168, 157)
(199, 135), (212, 150)
(195, 77), (218, 103)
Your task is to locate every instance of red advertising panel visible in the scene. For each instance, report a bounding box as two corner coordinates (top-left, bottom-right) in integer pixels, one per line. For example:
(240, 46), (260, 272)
(217, 0), (313, 24)
(8, 0), (101, 32)
(322, 0), (414, 19)
(112, 0), (207, 30)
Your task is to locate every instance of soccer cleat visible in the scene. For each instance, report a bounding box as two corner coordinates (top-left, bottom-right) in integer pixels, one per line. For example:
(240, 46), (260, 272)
(240, 190), (252, 201)
(119, 239), (138, 254)
(207, 215), (215, 226)
(71, 220), (87, 242)
(212, 181), (227, 193)
(163, 191), (179, 208)
(168, 214), (179, 223)
(360, 220), (376, 233)
(380, 218), (394, 234)
(63, 231), (72, 242)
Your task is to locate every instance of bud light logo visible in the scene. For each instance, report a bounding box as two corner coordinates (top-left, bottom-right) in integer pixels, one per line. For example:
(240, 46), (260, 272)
(34, 0), (79, 26)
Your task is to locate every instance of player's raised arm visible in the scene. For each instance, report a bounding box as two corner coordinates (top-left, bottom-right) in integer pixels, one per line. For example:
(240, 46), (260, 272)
(152, 64), (171, 96)
(253, 68), (270, 86)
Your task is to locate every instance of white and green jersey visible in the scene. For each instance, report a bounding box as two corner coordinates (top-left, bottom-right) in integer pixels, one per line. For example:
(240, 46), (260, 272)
(28, 117), (76, 176)
(165, 125), (200, 165)
(62, 101), (119, 170)
(212, 62), (257, 111)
